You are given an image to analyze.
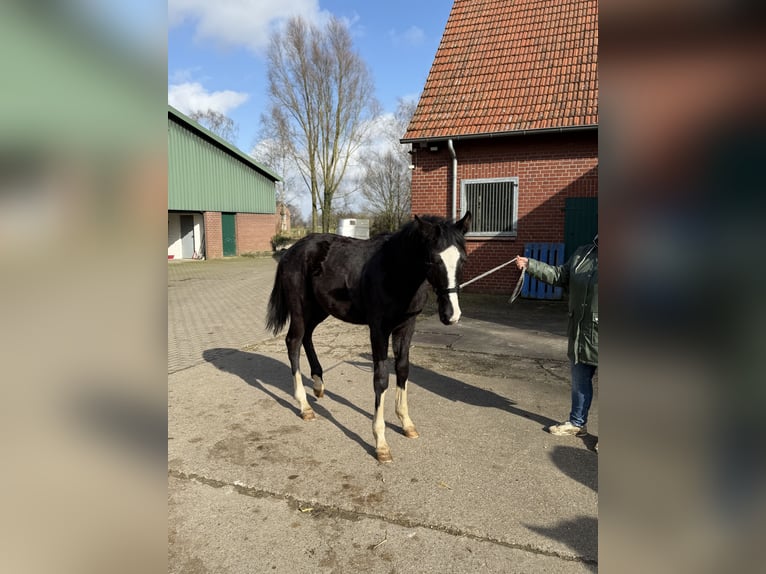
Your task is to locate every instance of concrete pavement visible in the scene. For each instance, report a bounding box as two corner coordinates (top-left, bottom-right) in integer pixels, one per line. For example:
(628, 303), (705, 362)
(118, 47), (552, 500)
(168, 257), (598, 573)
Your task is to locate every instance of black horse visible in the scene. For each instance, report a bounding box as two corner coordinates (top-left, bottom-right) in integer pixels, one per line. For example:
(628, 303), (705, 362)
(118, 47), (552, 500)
(266, 213), (472, 462)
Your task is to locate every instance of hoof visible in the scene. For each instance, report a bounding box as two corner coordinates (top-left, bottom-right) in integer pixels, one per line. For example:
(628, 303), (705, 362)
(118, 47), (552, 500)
(312, 376), (324, 398)
(300, 410), (316, 421)
(403, 427), (419, 439)
(376, 449), (393, 463)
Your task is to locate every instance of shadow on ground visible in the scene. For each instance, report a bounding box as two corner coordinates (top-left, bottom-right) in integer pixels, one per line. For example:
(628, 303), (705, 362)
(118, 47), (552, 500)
(525, 516), (598, 572)
(421, 292), (569, 338)
(516, 447), (597, 570)
(202, 347), (377, 459)
(549, 445), (598, 492)
(203, 347), (565, 461)
(349, 356), (561, 431)
(202, 347), (598, 564)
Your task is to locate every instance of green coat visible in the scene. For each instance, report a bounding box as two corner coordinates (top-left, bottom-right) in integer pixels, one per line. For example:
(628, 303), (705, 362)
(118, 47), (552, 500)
(526, 242), (598, 366)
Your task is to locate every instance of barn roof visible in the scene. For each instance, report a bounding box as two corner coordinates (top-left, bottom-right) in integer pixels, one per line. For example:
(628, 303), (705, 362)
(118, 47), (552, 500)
(402, 0), (598, 142)
(168, 105), (281, 182)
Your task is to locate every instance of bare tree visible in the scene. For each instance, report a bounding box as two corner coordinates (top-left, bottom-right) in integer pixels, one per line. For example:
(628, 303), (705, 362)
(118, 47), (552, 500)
(284, 201), (307, 228)
(361, 151), (410, 234)
(263, 16), (378, 232)
(359, 99), (416, 233)
(189, 109), (239, 143)
(251, 134), (302, 221)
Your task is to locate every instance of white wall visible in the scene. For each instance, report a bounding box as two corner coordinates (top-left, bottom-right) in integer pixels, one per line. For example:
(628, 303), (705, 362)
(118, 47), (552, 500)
(168, 213), (182, 259)
(192, 214), (203, 257)
(168, 213), (205, 259)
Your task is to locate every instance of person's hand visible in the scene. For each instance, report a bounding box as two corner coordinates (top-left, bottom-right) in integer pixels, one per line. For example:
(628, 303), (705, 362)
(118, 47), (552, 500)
(516, 257), (528, 270)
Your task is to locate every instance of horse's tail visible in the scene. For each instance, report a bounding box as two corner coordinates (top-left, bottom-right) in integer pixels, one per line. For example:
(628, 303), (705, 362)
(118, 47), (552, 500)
(266, 261), (289, 335)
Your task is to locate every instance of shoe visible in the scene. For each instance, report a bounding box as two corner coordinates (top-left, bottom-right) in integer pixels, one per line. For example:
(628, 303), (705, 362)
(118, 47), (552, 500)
(548, 421), (587, 437)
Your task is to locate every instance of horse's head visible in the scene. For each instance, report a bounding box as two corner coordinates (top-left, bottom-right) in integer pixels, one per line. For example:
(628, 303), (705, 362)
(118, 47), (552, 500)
(416, 212), (472, 325)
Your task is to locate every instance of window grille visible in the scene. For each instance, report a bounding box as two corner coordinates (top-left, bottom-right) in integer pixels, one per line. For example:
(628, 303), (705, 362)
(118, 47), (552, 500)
(461, 177), (518, 236)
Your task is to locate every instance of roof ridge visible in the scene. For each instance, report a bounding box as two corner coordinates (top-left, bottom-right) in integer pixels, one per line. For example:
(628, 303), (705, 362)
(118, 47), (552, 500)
(403, 0), (598, 141)
(168, 105), (281, 182)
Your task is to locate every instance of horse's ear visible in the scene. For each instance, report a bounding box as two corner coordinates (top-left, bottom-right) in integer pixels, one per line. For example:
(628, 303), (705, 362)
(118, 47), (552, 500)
(456, 211), (472, 234)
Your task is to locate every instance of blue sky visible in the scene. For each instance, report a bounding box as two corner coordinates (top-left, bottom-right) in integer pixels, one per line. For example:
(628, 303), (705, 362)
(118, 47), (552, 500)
(168, 0), (452, 153)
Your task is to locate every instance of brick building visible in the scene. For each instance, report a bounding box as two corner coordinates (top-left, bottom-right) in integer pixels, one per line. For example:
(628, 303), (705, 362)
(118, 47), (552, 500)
(168, 106), (284, 259)
(402, 0), (598, 293)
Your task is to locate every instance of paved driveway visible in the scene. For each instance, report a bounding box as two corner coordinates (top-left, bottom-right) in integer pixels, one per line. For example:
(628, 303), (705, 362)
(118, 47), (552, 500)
(168, 257), (278, 373)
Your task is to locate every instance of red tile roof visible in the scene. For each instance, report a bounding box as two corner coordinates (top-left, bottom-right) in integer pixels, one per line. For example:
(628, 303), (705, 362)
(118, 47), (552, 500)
(402, 0), (598, 142)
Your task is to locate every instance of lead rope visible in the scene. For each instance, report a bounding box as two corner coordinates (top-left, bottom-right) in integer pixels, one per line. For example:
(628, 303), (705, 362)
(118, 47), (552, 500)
(460, 256), (519, 289)
(459, 256), (525, 304)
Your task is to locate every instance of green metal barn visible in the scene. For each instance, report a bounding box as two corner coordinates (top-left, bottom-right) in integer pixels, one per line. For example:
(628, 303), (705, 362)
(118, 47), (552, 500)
(168, 105), (283, 259)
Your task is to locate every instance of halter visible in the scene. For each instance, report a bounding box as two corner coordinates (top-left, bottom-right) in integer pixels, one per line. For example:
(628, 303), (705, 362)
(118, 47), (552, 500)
(425, 257), (462, 298)
(435, 286), (460, 297)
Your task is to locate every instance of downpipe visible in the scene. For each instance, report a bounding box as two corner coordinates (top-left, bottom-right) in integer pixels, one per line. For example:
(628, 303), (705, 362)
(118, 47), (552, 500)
(447, 138), (457, 221)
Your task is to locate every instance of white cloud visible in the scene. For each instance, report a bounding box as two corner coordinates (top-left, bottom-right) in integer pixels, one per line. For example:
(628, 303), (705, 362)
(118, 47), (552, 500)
(360, 113), (398, 155)
(388, 25), (425, 47)
(169, 67), (203, 84)
(168, 82), (249, 115)
(168, 0), (327, 53)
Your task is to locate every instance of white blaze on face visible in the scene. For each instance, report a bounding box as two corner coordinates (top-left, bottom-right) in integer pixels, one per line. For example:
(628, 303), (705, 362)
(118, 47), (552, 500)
(439, 245), (462, 323)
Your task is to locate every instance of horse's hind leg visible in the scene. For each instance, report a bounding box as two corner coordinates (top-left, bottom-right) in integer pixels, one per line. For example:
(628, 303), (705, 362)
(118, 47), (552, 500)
(303, 311), (328, 398)
(392, 319), (419, 439)
(285, 318), (315, 421)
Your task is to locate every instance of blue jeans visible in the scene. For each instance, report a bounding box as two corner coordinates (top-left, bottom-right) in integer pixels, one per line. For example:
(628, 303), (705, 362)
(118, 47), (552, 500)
(570, 361), (596, 427)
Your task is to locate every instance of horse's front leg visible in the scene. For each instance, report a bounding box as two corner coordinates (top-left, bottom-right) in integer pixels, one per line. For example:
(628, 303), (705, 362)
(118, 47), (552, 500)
(392, 319), (419, 439)
(370, 330), (392, 463)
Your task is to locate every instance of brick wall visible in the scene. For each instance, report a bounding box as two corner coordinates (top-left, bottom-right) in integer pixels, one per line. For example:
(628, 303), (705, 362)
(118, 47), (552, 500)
(237, 213), (279, 253)
(203, 211), (280, 258)
(410, 131), (598, 293)
(203, 211), (223, 259)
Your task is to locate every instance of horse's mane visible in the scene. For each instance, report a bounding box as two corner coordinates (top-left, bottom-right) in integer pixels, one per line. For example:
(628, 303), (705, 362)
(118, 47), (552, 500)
(394, 215), (467, 251)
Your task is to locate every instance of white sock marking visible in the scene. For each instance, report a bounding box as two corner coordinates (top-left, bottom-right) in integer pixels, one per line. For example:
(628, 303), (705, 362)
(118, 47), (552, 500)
(373, 390), (388, 453)
(294, 371), (310, 413)
(396, 385), (415, 431)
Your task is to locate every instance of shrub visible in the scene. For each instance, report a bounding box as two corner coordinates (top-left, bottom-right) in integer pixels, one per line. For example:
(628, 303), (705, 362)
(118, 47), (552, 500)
(271, 234), (293, 251)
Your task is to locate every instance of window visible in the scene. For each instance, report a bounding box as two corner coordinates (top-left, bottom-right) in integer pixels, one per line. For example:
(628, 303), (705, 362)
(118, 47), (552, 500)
(461, 177), (518, 236)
